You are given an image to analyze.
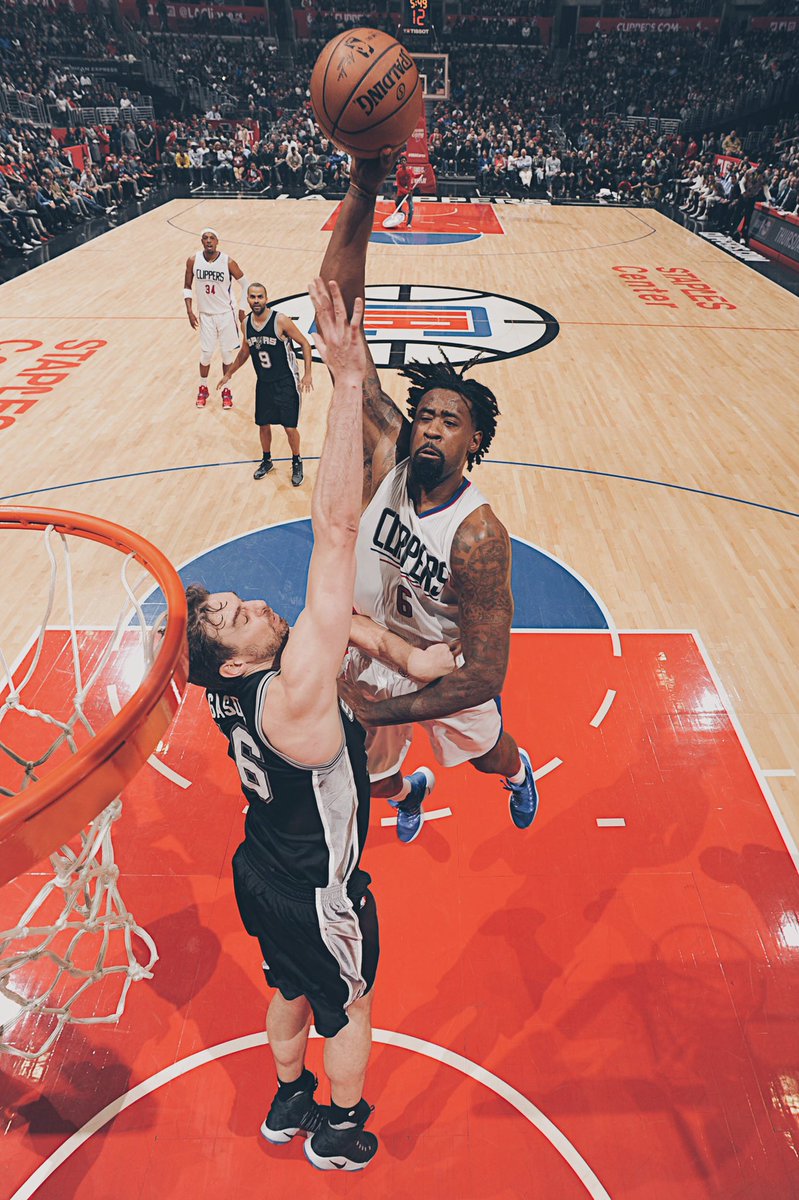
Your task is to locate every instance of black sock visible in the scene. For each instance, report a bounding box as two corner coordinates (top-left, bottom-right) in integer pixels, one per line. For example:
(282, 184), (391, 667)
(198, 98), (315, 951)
(276, 1066), (314, 1098)
(292, 454), (301, 462)
(329, 1098), (367, 1127)
(262, 452), (271, 461)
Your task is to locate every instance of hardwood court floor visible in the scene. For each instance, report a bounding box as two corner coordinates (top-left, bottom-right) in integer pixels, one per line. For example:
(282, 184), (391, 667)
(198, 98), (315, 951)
(1, 199), (798, 1199)
(1, 198), (796, 837)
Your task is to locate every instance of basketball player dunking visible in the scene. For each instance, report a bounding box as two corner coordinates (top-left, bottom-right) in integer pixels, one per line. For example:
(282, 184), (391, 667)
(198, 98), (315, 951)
(321, 151), (540, 844)
(218, 283), (314, 487)
(183, 228), (248, 409)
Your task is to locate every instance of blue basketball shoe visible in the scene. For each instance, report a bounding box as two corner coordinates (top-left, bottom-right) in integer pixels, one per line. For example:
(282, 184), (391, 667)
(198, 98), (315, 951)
(504, 748), (540, 829)
(390, 767), (435, 844)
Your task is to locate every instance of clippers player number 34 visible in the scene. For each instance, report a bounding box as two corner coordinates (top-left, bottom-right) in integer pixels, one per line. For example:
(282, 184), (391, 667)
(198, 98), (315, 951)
(183, 227), (249, 410)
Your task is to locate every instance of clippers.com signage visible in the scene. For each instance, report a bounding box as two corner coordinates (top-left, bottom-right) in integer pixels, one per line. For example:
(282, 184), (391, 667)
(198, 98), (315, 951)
(578, 16), (720, 32)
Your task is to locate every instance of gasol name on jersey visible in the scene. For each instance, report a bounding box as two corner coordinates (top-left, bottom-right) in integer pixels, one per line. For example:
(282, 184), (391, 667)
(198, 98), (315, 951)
(207, 692), (245, 721)
(373, 507), (448, 597)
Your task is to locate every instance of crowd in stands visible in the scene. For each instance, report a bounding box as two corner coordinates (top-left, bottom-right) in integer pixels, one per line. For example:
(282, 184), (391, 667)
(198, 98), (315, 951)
(672, 119), (798, 232)
(460, 0), (551, 13)
(158, 108), (351, 193)
(0, 1), (797, 265)
(553, 30), (795, 123)
(443, 17), (544, 46)
(134, 2), (269, 38)
(1, 0), (120, 62)
(1, 2), (147, 115)
(0, 112), (164, 259)
(137, 31), (284, 118)
(759, 0), (799, 13)
(600, 0), (720, 15)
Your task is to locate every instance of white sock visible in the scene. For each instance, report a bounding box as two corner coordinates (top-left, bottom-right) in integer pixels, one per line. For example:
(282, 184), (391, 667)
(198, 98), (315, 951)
(198, 378), (208, 392)
(384, 779), (411, 805)
(506, 760), (526, 785)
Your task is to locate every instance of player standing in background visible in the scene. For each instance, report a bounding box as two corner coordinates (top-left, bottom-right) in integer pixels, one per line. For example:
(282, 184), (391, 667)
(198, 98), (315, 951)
(321, 151), (540, 845)
(219, 283), (314, 487)
(183, 228), (248, 409)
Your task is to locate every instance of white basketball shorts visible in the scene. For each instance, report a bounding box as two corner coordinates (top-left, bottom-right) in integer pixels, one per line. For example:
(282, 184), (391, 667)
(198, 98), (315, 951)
(342, 647), (503, 781)
(199, 311), (240, 362)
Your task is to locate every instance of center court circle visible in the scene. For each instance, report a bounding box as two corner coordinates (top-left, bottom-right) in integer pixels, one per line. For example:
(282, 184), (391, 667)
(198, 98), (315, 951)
(271, 285), (560, 367)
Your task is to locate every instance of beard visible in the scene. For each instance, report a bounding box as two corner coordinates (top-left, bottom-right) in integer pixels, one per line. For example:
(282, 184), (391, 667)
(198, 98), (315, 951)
(249, 616), (290, 667)
(409, 448), (445, 489)
(266, 617), (291, 663)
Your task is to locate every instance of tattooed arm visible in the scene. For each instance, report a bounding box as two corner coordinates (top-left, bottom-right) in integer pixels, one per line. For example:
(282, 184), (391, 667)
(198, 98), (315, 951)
(319, 151), (410, 503)
(344, 506), (513, 726)
(360, 362), (411, 506)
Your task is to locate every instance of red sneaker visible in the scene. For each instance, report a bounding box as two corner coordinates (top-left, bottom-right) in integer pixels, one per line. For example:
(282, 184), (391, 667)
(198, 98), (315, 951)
(196, 385), (209, 408)
(221, 387), (233, 410)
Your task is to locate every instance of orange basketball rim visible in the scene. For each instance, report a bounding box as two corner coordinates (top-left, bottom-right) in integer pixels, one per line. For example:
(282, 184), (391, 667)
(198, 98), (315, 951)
(0, 507), (188, 885)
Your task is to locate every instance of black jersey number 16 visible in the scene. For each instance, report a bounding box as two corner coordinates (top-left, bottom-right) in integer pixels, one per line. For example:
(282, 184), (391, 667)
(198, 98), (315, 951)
(231, 725), (273, 803)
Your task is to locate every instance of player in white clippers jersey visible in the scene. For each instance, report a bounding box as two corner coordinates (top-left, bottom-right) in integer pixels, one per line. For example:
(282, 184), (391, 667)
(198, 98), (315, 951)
(183, 227), (249, 410)
(320, 149), (540, 846)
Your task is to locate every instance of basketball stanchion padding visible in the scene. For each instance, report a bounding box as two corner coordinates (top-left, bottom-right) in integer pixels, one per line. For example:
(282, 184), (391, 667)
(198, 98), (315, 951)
(0, 507), (188, 1059)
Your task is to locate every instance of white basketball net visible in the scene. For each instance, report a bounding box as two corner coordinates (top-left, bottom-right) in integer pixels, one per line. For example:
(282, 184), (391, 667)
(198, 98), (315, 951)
(0, 524), (165, 1060)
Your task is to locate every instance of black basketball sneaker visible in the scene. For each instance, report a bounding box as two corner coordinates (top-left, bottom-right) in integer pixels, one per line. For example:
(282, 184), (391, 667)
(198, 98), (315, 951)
(260, 1072), (324, 1144)
(304, 1099), (378, 1171)
(253, 454), (273, 480)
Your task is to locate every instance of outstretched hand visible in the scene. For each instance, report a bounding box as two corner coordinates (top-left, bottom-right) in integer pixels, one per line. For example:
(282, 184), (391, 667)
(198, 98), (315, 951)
(308, 277), (365, 380)
(349, 147), (402, 196)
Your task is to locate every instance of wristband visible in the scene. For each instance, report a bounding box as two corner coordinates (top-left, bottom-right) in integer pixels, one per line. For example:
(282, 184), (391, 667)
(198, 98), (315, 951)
(348, 181), (378, 200)
(183, 288), (193, 299)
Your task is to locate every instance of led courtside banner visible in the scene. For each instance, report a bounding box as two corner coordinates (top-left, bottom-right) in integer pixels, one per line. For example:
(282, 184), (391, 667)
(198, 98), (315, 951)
(749, 205), (799, 272)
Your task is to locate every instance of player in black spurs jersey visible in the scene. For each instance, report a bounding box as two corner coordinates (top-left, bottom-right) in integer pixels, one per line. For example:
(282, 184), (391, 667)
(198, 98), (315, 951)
(188, 279), (456, 1172)
(219, 282), (313, 486)
(191, 279), (377, 1170)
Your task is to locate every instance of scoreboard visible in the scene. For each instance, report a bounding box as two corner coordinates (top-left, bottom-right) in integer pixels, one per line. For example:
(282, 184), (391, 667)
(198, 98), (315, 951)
(402, 0), (433, 44)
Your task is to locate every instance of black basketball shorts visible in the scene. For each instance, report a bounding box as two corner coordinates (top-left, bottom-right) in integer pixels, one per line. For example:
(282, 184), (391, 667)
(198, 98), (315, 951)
(255, 378), (300, 428)
(232, 844), (379, 1038)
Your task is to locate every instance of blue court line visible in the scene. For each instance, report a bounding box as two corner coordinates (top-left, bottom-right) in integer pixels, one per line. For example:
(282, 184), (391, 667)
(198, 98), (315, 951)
(1, 458), (797, 520)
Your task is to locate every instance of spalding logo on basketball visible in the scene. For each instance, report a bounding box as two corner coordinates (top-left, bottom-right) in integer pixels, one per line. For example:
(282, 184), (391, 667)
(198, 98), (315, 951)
(271, 285), (560, 368)
(310, 28), (421, 158)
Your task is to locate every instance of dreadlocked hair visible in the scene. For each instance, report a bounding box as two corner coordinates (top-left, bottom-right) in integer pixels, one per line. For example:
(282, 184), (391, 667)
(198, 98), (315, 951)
(400, 352), (500, 470)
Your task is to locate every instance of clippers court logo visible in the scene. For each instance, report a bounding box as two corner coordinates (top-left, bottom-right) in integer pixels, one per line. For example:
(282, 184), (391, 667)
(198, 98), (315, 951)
(272, 285), (559, 368)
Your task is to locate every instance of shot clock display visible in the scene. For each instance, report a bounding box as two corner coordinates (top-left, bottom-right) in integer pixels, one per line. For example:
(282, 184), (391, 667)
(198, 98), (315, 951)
(403, 0), (433, 43)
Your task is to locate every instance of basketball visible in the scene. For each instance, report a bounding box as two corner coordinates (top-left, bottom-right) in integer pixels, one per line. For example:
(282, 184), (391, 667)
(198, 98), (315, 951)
(310, 28), (421, 159)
